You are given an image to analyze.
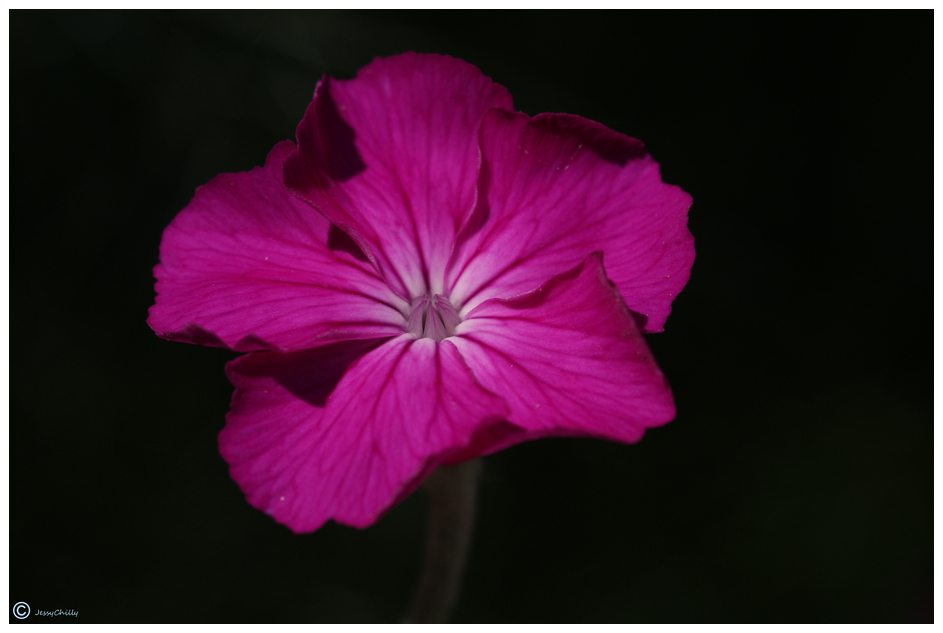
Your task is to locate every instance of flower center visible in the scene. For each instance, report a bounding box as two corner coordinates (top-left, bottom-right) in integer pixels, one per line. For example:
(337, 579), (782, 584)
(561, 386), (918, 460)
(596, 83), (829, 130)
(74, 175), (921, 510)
(406, 294), (462, 342)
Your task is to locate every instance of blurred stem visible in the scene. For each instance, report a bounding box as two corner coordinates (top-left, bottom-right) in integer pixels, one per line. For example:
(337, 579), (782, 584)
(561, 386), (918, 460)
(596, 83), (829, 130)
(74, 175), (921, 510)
(404, 459), (482, 624)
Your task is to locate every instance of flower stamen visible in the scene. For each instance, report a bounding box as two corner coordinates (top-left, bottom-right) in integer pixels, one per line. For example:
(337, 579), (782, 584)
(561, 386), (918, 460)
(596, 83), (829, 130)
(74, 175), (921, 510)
(407, 294), (462, 342)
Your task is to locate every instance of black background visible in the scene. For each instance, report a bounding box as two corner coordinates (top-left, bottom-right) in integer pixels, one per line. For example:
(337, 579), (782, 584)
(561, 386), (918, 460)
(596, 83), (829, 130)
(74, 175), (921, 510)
(11, 11), (931, 623)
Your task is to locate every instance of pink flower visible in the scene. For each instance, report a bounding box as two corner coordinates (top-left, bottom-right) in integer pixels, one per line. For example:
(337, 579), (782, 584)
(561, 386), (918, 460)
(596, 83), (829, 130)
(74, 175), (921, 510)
(148, 53), (694, 533)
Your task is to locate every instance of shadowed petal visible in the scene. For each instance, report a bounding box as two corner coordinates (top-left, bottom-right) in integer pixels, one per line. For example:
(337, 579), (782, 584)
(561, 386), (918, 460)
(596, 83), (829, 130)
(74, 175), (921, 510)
(451, 253), (675, 449)
(219, 336), (510, 532)
(447, 110), (694, 333)
(148, 141), (408, 352)
(283, 53), (514, 299)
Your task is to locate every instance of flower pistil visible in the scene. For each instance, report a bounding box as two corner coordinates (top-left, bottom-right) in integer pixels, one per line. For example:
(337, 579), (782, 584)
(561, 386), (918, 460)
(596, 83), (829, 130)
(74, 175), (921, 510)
(407, 294), (463, 342)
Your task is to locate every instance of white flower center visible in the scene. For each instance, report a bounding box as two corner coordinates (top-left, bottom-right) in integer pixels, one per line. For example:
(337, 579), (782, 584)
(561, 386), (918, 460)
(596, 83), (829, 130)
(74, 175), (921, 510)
(406, 294), (462, 342)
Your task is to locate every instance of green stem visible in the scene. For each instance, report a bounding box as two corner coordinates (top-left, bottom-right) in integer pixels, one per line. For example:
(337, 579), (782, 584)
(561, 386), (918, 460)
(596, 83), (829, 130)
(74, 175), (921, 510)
(404, 459), (482, 623)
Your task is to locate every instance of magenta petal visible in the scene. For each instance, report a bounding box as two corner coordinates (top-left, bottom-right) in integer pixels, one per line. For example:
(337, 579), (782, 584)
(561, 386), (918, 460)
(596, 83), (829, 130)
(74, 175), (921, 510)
(452, 253), (676, 446)
(148, 141), (408, 352)
(283, 53), (514, 299)
(447, 110), (694, 333)
(219, 336), (510, 532)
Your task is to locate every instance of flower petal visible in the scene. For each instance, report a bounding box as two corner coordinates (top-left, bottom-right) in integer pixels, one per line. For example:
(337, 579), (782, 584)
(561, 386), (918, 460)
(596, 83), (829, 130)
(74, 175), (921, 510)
(446, 110), (694, 333)
(283, 53), (514, 299)
(451, 253), (675, 448)
(148, 141), (408, 352)
(219, 336), (510, 532)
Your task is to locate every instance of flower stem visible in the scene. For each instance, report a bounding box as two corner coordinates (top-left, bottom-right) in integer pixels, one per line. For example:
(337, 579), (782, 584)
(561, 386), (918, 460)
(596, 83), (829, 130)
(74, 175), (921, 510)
(404, 459), (482, 623)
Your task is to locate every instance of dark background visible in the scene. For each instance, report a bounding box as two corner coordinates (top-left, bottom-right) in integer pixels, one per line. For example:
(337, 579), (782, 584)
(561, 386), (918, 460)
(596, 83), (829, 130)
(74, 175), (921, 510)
(11, 11), (931, 623)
